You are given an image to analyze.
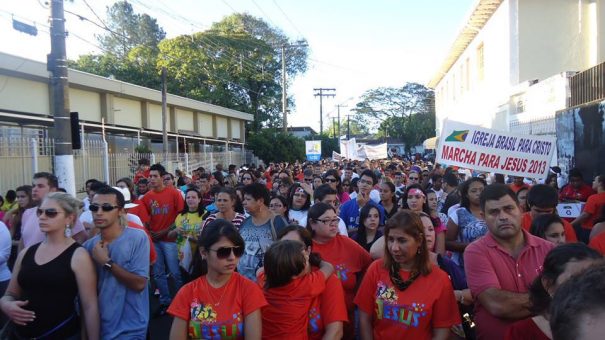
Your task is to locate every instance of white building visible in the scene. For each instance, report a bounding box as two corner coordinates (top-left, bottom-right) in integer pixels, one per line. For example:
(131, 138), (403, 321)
(429, 0), (605, 136)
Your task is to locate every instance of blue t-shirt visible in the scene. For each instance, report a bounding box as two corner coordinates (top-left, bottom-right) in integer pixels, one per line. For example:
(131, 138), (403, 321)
(237, 215), (287, 281)
(83, 227), (150, 339)
(339, 199), (386, 231)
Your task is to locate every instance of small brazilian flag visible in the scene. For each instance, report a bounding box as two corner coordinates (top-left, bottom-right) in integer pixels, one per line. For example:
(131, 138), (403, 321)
(445, 130), (469, 142)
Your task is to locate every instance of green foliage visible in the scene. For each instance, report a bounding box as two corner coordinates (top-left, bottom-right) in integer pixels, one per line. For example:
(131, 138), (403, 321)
(97, 0), (166, 59)
(325, 119), (369, 139)
(69, 5), (309, 134)
(246, 129), (305, 163)
(352, 83), (435, 152)
(134, 143), (152, 153)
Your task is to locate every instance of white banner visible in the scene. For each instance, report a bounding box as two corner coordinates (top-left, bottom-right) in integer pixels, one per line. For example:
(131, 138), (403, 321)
(339, 138), (359, 160)
(332, 151), (343, 161)
(362, 143), (388, 160)
(305, 141), (321, 161)
(436, 120), (556, 179)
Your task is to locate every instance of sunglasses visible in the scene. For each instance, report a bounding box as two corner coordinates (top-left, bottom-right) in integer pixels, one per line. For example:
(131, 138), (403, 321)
(304, 178), (313, 182)
(36, 208), (64, 218)
(325, 178), (338, 183)
(209, 246), (244, 259)
(89, 204), (120, 212)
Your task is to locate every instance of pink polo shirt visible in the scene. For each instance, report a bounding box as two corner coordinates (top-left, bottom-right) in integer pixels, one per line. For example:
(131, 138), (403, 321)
(21, 207), (86, 247)
(463, 229), (554, 340)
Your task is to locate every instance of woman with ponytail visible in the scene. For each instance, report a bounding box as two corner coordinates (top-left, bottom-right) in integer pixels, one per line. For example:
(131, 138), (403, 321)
(354, 210), (460, 340)
(505, 243), (601, 339)
(168, 220), (267, 340)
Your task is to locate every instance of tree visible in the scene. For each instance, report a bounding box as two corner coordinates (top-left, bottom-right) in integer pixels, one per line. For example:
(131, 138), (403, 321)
(158, 13), (309, 133)
(246, 129), (305, 163)
(352, 83), (435, 152)
(325, 119), (369, 139)
(97, 0), (166, 59)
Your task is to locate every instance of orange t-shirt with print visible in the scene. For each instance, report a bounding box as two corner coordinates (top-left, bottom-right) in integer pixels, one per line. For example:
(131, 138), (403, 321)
(141, 187), (185, 241)
(521, 212), (578, 243)
(258, 271), (326, 340)
(167, 273), (267, 340)
(354, 259), (461, 339)
(308, 270), (348, 340)
(312, 235), (372, 339)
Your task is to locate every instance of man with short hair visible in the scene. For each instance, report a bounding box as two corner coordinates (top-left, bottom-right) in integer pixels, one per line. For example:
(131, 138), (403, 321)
(550, 263), (605, 340)
(464, 184), (555, 340)
(573, 174), (605, 243)
(140, 163), (184, 311)
(521, 184), (578, 242)
(194, 173), (213, 207)
(20, 172), (87, 250)
(314, 184), (348, 236)
(439, 173), (460, 214)
(559, 168), (595, 202)
(341, 167), (358, 183)
(237, 183), (287, 281)
(430, 174), (444, 200)
(84, 186), (150, 339)
(136, 178), (149, 198)
(509, 176), (530, 194)
(339, 170), (385, 232)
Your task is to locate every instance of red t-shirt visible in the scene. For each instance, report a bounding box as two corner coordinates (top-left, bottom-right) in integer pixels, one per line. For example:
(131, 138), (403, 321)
(509, 183), (530, 194)
(354, 259), (461, 339)
(128, 199), (150, 226)
(141, 187), (185, 241)
(312, 235), (372, 339)
(521, 212), (578, 242)
(505, 317), (550, 340)
(258, 271), (326, 340)
(309, 271), (348, 340)
(559, 183), (595, 202)
(134, 169), (150, 184)
(581, 192), (605, 229)
(167, 273), (267, 340)
(127, 221), (157, 264)
(589, 232), (605, 255)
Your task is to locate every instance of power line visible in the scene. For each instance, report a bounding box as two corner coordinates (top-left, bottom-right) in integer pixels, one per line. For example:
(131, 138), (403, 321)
(271, 0), (305, 38)
(251, 0), (277, 28)
(81, 0), (110, 32)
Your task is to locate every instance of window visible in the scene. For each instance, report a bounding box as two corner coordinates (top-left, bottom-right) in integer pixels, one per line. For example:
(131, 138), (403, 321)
(476, 43), (484, 81)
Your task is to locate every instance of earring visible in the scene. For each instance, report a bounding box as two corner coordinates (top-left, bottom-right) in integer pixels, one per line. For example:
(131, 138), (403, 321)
(64, 224), (72, 238)
(417, 248), (421, 254)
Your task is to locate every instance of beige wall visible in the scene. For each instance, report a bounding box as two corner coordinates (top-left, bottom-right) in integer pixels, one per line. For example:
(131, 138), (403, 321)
(231, 119), (241, 139)
(175, 108), (194, 131)
(113, 97), (142, 128)
(0, 75), (49, 115)
(148, 103), (169, 131)
(69, 88), (101, 121)
(216, 116), (228, 138)
(518, 0), (597, 83)
(198, 113), (213, 137)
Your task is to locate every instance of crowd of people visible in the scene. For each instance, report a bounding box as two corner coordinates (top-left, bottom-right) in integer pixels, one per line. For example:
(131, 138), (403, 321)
(0, 156), (603, 339)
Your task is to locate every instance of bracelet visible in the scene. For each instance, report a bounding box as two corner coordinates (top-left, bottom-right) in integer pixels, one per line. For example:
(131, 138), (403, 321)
(459, 294), (465, 304)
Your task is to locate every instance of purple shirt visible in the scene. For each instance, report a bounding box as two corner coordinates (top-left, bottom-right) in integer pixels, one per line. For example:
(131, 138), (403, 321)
(21, 207), (86, 248)
(464, 229), (554, 340)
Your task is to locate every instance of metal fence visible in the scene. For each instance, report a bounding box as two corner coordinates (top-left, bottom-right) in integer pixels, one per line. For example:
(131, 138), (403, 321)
(570, 61), (605, 107)
(0, 137), (262, 195)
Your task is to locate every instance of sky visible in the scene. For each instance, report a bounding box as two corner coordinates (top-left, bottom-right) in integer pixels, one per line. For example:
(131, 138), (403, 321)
(0, 0), (476, 134)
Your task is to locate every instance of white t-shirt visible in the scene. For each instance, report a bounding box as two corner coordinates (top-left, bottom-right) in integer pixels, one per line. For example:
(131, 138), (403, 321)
(288, 209), (308, 227)
(447, 203), (461, 225)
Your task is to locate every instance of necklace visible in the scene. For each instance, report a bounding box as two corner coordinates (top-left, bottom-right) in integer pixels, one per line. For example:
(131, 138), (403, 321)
(390, 263), (420, 291)
(206, 275), (231, 306)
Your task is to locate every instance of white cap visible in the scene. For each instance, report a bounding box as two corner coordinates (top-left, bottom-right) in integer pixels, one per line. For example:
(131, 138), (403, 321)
(112, 186), (139, 209)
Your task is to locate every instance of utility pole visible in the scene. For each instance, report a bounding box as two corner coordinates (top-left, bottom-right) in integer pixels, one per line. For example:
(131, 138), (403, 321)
(336, 104), (347, 139)
(161, 67), (168, 164)
(49, 0), (75, 195)
(313, 88), (335, 135)
(347, 115), (351, 140)
(332, 117), (336, 137)
(280, 42), (308, 133)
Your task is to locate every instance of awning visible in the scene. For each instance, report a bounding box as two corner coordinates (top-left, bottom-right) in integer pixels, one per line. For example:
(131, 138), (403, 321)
(423, 136), (438, 149)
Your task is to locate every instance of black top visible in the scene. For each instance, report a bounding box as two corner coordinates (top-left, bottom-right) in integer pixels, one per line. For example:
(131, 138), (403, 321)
(16, 242), (81, 339)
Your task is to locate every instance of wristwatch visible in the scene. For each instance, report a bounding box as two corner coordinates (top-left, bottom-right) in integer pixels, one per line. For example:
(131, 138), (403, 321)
(103, 259), (114, 271)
